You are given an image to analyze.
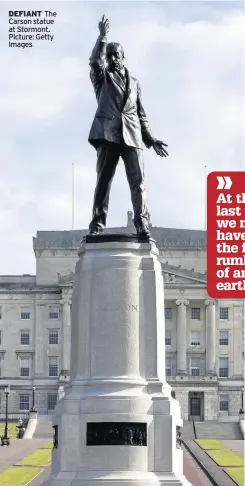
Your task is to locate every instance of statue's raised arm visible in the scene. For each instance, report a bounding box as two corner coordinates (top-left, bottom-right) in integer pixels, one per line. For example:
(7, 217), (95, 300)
(89, 15), (110, 97)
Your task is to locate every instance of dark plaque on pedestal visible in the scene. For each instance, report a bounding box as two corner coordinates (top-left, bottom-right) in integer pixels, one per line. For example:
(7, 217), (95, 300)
(53, 425), (58, 448)
(87, 422), (147, 446)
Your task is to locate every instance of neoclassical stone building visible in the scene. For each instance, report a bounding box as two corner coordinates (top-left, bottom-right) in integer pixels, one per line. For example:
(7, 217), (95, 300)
(0, 213), (244, 421)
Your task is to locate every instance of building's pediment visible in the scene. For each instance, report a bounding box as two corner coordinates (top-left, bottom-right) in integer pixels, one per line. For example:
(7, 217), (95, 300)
(162, 263), (206, 286)
(57, 264), (206, 288)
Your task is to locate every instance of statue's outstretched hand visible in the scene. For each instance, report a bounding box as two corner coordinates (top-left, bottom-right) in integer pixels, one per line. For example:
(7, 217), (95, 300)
(98, 15), (109, 36)
(152, 140), (169, 157)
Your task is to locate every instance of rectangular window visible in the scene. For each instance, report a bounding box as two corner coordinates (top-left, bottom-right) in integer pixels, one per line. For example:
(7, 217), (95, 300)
(49, 307), (59, 319)
(190, 331), (201, 346)
(166, 357), (172, 376)
(21, 307), (31, 320)
(219, 330), (229, 346)
(220, 394), (229, 412)
(19, 394), (30, 411)
(190, 357), (200, 376)
(165, 308), (172, 320)
(220, 307), (229, 320)
(48, 394), (57, 411)
(49, 329), (59, 345)
(20, 357), (30, 377)
(0, 330), (2, 345)
(191, 307), (201, 320)
(219, 358), (229, 377)
(20, 331), (30, 346)
(165, 330), (172, 346)
(0, 307), (2, 319)
(49, 357), (58, 377)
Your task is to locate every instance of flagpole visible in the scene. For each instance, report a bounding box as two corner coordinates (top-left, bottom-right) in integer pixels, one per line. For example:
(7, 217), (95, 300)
(72, 163), (75, 229)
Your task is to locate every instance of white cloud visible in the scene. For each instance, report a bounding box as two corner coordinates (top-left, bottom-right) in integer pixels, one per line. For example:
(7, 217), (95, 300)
(0, 180), (35, 208)
(0, 57), (84, 120)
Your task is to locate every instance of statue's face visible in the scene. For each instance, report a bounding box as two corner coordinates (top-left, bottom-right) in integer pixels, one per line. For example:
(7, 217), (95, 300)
(106, 45), (124, 72)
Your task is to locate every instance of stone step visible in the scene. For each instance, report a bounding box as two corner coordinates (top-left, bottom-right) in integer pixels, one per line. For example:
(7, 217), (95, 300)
(33, 416), (53, 439)
(182, 421), (195, 440)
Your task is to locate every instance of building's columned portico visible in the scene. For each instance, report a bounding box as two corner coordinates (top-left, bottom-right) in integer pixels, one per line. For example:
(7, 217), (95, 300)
(176, 299), (189, 375)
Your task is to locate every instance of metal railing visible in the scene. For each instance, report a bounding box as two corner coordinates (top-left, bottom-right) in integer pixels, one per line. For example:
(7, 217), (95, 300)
(0, 413), (28, 424)
(192, 420), (197, 439)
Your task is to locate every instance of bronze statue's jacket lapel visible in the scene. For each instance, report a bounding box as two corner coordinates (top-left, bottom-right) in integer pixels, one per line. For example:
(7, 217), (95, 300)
(123, 68), (132, 110)
(107, 70), (126, 93)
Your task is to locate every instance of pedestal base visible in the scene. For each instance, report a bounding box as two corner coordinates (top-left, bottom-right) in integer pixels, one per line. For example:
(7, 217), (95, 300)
(43, 389), (190, 486)
(44, 236), (192, 486)
(45, 472), (191, 486)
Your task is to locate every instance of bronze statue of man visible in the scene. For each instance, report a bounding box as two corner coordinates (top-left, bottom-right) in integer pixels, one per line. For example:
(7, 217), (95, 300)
(88, 15), (168, 237)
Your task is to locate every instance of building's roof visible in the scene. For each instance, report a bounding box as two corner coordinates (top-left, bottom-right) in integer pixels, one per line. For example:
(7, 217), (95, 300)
(34, 226), (206, 250)
(0, 275), (37, 290)
(0, 275), (36, 285)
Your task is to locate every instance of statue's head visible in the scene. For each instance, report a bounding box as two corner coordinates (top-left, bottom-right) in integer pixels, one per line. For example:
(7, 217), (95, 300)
(106, 42), (124, 72)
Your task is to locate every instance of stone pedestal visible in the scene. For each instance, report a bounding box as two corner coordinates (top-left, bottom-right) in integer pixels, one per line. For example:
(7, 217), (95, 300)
(44, 235), (191, 486)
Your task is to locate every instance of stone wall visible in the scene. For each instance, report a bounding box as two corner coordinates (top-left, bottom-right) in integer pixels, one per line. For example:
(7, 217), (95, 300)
(229, 390), (243, 416)
(204, 390), (218, 420)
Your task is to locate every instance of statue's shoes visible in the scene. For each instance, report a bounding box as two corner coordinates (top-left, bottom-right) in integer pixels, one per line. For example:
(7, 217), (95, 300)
(136, 226), (151, 237)
(89, 227), (104, 235)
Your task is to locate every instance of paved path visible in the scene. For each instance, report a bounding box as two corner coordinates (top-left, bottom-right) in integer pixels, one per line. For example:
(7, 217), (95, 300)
(0, 439), (48, 474)
(30, 465), (51, 485)
(221, 440), (244, 458)
(2, 441), (239, 486)
(183, 446), (214, 486)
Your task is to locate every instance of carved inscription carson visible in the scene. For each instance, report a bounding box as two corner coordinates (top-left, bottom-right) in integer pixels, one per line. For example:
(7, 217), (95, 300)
(100, 304), (138, 313)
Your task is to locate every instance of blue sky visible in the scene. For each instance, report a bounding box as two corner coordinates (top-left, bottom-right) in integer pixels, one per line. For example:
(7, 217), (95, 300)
(0, 1), (244, 273)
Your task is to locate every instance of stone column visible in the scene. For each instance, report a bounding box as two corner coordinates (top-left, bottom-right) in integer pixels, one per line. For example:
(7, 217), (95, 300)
(205, 300), (216, 375)
(176, 300), (189, 374)
(60, 296), (72, 376)
(34, 303), (45, 376)
(233, 304), (243, 378)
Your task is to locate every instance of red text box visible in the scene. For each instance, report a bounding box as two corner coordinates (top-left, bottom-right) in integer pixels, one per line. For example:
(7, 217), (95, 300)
(207, 171), (245, 299)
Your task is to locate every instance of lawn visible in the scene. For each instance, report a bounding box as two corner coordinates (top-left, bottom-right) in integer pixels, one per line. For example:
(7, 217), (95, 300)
(224, 467), (244, 486)
(0, 467), (42, 486)
(207, 450), (244, 467)
(0, 423), (18, 440)
(195, 439), (228, 450)
(16, 449), (52, 467)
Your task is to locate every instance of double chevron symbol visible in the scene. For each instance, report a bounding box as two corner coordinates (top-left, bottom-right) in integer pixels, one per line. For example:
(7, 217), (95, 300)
(217, 176), (232, 190)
